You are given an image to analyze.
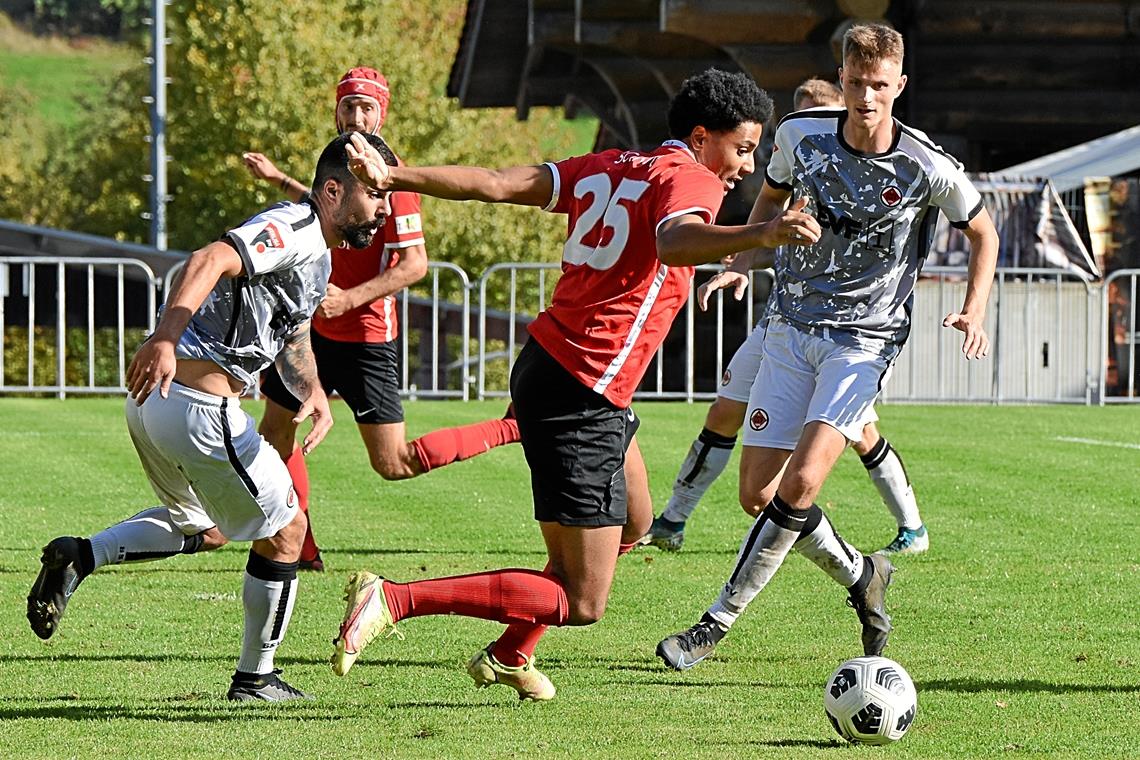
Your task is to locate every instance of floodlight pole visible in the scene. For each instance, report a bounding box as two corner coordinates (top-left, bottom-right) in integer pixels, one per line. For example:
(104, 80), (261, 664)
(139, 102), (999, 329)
(147, 0), (169, 250)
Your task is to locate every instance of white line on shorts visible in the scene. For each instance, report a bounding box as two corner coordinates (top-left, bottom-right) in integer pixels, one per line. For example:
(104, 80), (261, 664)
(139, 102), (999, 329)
(1053, 436), (1140, 451)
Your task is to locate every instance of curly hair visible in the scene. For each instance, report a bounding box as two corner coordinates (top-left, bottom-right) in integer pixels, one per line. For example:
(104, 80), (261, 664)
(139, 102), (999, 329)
(667, 68), (773, 139)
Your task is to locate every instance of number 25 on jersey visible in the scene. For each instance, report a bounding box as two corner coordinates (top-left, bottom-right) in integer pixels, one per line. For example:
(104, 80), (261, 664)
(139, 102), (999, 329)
(562, 174), (650, 271)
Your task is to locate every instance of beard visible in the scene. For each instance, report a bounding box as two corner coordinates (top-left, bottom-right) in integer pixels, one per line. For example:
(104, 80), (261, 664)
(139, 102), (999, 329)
(341, 219), (380, 250)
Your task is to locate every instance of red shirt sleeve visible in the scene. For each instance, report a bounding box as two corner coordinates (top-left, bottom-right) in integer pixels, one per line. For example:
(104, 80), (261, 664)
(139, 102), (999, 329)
(386, 191), (425, 249)
(652, 163), (724, 234)
(545, 153), (605, 214)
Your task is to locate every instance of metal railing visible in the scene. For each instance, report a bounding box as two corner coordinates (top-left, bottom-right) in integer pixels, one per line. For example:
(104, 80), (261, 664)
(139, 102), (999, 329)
(886, 267), (1097, 404)
(3, 255), (1136, 406)
(0, 256), (158, 398)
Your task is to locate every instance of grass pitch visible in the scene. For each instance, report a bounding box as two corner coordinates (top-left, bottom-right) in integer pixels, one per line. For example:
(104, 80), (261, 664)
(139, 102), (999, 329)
(0, 398), (1137, 758)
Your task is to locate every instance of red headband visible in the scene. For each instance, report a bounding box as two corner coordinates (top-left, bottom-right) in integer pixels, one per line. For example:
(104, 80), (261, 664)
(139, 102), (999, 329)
(335, 67), (390, 133)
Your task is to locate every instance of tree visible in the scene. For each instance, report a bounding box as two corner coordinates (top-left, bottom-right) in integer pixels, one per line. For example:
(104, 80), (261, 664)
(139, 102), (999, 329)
(34, 0), (587, 294)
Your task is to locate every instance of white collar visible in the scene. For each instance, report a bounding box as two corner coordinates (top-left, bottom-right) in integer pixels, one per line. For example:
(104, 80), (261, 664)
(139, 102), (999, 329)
(661, 139), (695, 159)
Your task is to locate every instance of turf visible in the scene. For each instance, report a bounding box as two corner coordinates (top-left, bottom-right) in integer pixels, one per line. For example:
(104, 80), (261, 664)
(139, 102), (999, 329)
(0, 398), (1137, 758)
(0, 15), (133, 131)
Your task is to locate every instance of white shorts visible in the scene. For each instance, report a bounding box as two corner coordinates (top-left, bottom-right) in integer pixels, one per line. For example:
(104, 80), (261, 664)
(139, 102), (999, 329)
(718, 321), (766, 403)
(124, 384), (297, 542)
(741, 319), (891, 450)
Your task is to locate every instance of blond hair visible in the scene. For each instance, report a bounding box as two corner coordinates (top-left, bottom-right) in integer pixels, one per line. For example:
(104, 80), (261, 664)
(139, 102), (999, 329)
(793, 78), (842, 110)
(842, 23), (904, 68)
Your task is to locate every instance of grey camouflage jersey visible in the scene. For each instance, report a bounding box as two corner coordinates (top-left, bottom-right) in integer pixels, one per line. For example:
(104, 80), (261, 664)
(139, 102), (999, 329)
(174, 201), (331, 393)
(765, 108), (982, 356)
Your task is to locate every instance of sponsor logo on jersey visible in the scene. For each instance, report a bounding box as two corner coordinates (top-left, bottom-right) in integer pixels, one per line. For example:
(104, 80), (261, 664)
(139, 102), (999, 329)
(880, 185), (902, 207)
(251, 222), (284, 253)
(721, 368), (732, 386)
(394, 213), (422, 235)
(286, 486), (298, 510)
(749, 408), (769, 431)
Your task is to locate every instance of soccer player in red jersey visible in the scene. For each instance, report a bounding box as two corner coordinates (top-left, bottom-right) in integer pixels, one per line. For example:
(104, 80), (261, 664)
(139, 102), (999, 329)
(329, 69), (820, 700)
(242, 68), (521, 571)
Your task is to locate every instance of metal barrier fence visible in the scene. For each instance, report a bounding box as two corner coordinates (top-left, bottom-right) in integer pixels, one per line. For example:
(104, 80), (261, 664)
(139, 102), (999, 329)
(0, 256), (158, 398)
(2, 254), (1134, 405)
(886, 267), (1098, 404)
(474, 263), (773, 401)
(161, 259), (471, 401)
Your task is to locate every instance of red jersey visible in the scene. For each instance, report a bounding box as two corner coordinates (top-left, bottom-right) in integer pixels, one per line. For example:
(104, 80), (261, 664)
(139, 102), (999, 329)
(528, 141), (725, 408)
(312, 189), (425, 343)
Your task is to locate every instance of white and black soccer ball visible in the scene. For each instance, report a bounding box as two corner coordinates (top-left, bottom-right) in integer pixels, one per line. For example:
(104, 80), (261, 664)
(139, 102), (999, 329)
(823, 656), (917, 746)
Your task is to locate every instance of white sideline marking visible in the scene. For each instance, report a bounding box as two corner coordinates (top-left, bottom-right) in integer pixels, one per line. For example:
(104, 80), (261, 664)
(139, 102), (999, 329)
(1054, 436), (1140, 451)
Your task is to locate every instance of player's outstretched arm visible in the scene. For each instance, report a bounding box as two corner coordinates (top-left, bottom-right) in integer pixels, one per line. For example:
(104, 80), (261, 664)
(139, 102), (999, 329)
(656, 195), (819, 268)
(127, 242), (244, 404)
(942, 207), (999, 360)
(346, 132), (554, 207)
(694, 183), (799, 309)
(275, 321), (332, 454)
(241, 152), (310, 203)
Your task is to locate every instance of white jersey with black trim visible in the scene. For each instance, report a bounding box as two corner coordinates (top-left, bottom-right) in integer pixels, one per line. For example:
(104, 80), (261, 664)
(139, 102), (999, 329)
(765, 108), (982, 355)
(174, 201), (331, 393)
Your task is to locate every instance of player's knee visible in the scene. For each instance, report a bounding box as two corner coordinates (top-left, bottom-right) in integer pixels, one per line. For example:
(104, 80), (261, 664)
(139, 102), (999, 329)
(566, 599), (607, 626)
(622, 511), (652, 545)
(195, 527), (228, 552)
(368, 455), (413, 480)
(777, 469), (822, 506)
(706, 398), (745, 436)
(369, 444), (423, 480)
(739, 479), (775, 516)
(269, 509), (308, 555)
(258, 425), (295, 460)
(853, 424), (879, 456)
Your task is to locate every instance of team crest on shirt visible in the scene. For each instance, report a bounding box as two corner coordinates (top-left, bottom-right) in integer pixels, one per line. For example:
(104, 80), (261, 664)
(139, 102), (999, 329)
(286, 487), (298, 510)
(721, 368), (732, 386)
(251, 222), (284, 253)
(749, 408), (769, 431)
(880, 185), (903, 207)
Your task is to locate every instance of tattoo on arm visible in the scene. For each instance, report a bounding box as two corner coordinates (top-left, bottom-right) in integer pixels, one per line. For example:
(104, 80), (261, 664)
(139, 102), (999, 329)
(276, 321), (320, 400)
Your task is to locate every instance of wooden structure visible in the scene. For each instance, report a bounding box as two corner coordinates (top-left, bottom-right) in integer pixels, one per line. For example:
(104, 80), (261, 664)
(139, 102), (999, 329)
(447, 0), (1140, 171)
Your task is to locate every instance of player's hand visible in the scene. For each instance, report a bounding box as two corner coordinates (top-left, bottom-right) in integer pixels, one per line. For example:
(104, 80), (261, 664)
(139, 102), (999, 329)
(241, 152), (284, 185)
(294, 387), (333, 455)
(126, 337), (177, 405)
(697, 271), (750, 311)
(942, 311), (990, 360)
(346, 132), (391, 189)
(760, 197), (820, 248)
(316, 284), (354, 320)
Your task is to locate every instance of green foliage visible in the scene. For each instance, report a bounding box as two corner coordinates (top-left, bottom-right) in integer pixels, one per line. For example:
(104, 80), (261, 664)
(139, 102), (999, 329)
(31, 0), (591, 291)
(2, 325), (147, 387)
(0, 80), (43, 223)
(1, 400), (1139, 757)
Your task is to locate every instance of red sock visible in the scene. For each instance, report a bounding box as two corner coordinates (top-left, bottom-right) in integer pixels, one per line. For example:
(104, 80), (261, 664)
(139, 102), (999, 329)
(383, 569), (568, 626)
(285, 446), (320, 561)
(493, 623), (548, 667)
(493, 543), (635, 667)
(411, 418), (520, 472)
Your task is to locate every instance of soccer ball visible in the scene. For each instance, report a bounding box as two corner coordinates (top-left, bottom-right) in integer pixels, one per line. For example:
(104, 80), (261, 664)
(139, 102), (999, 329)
(823, 656), (917, 745)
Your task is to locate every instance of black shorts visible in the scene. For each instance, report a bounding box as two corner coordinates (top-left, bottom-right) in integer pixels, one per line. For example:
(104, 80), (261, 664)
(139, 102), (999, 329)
(510, 339), (640, 528)
(260, 330), (404, 425)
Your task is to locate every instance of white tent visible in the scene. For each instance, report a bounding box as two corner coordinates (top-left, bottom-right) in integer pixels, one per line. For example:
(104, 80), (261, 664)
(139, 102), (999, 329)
(999, 124), (1140, 194)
